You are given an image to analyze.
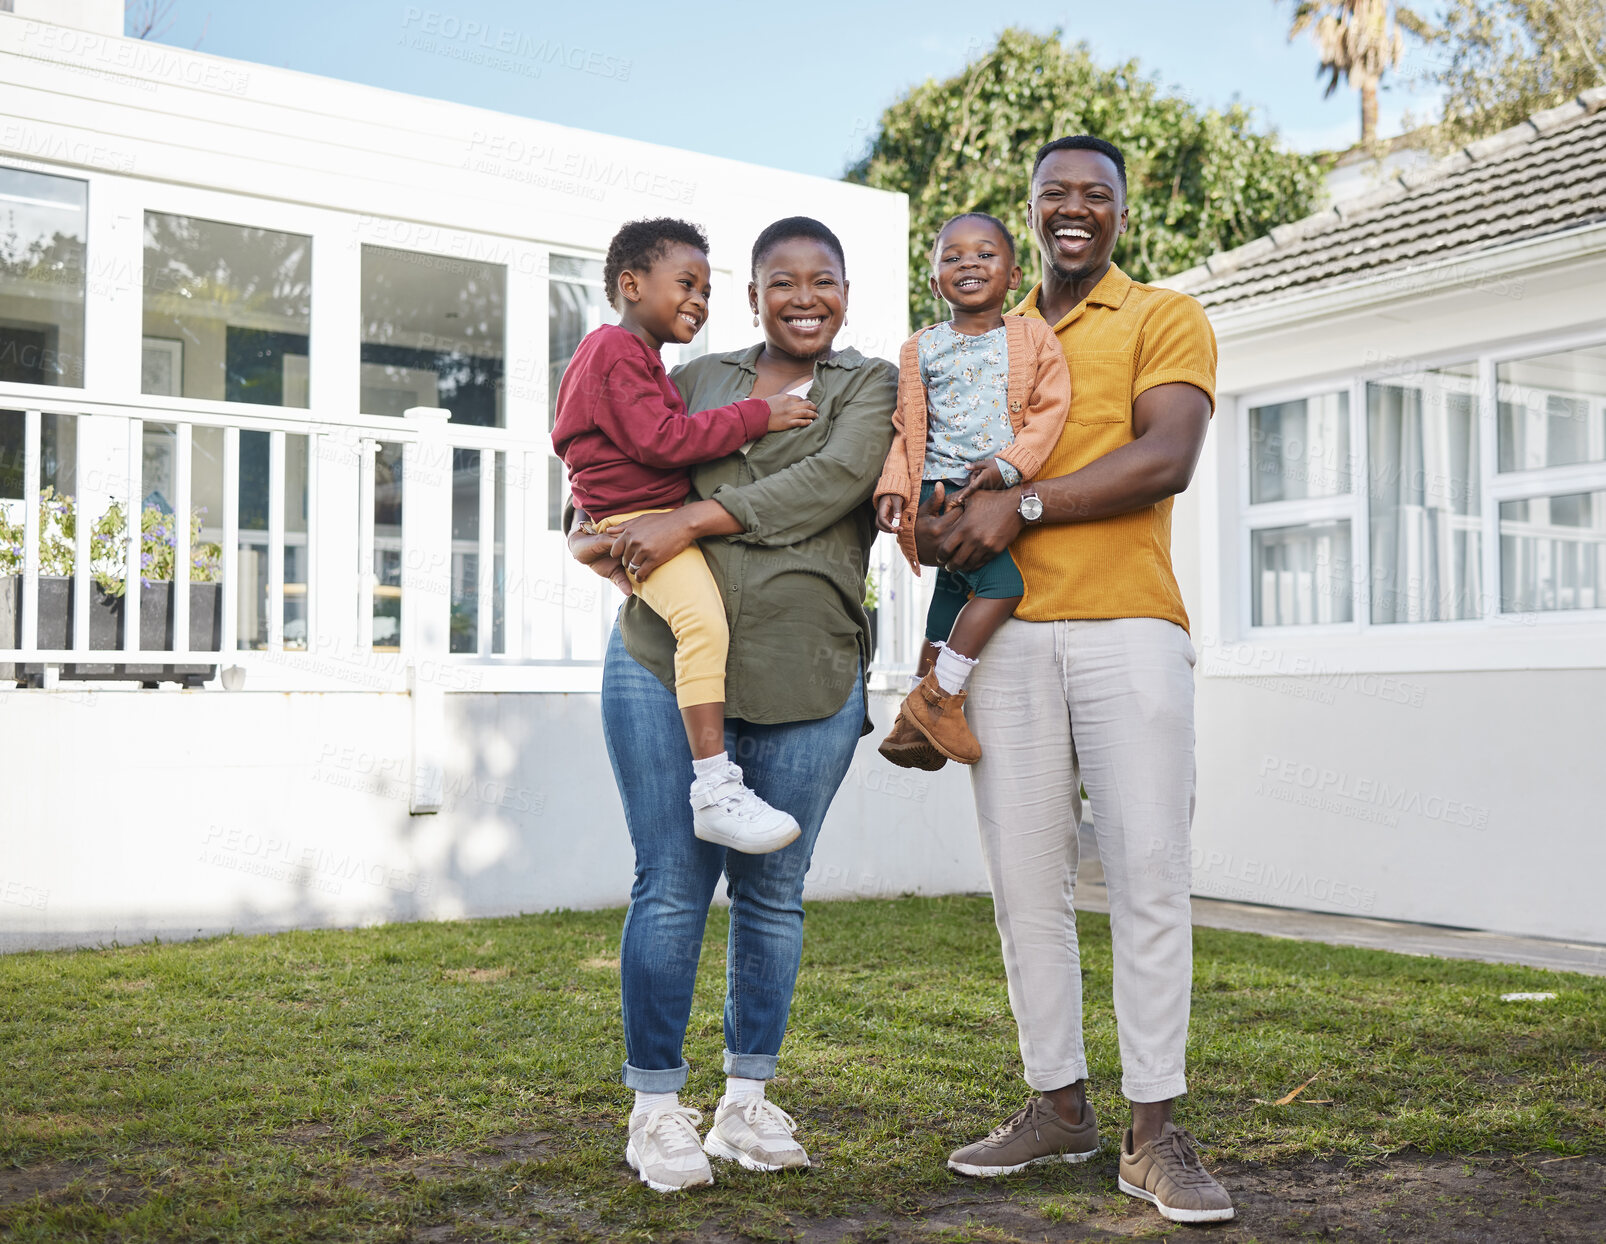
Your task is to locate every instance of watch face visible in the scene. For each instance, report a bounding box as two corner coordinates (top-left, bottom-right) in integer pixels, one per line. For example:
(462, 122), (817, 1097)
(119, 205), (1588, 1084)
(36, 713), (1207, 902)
(1020, 494), (1044, 522)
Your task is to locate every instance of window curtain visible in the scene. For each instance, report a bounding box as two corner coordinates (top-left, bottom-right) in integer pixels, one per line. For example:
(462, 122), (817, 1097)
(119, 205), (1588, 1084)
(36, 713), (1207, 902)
(1368, 383), (1482, 623)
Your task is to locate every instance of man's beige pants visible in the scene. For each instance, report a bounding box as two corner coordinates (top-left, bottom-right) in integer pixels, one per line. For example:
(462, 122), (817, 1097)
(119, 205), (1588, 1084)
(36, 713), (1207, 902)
(967, 616), (1196, 1103)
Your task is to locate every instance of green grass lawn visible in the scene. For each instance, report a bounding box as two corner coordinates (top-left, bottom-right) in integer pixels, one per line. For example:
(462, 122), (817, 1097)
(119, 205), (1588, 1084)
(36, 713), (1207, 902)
(2, 896), (1602, 1242)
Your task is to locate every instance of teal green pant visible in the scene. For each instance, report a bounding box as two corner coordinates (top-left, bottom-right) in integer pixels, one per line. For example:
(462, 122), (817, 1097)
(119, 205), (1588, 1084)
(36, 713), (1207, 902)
(920, 479), (1026, 642)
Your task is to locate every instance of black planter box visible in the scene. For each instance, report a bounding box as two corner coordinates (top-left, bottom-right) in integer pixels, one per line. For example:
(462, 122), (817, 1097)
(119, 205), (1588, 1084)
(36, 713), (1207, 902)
(0, 576), (222, 687)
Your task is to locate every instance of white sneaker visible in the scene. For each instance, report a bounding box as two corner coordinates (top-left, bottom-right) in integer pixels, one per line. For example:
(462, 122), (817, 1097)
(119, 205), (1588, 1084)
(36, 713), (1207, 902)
(625, 1105), (714, 1193)
(703, 1094), (809, 1171)
(689, 763), (800, 855)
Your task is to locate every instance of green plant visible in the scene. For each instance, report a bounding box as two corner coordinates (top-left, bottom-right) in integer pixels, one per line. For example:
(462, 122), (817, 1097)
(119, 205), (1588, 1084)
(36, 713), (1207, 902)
(845, 28), (1329, 328)
(0, 486), (75, 577)
(863, 569), (881, 611)
(1410, 0), (1606, 148)
(0, 488), (221, 596)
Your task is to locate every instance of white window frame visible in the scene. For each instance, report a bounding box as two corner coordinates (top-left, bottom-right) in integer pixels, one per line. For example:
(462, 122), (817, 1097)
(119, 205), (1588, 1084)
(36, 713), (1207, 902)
(1214, 326), (1606, 674)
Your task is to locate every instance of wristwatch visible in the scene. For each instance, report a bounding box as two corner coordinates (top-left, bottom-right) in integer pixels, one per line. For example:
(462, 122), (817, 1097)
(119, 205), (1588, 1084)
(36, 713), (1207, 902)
(1017, 485), (1044, 524)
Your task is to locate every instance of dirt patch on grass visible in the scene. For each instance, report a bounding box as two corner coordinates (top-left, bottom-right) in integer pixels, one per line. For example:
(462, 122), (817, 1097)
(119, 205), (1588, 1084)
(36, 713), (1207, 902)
(442, 967), (511, 983)
(391, 1150), (1605, 1242)
(828, 1151), (1606, 1243)
(0, 1158), (149, 1211)
(339, 1131), (559, 1200)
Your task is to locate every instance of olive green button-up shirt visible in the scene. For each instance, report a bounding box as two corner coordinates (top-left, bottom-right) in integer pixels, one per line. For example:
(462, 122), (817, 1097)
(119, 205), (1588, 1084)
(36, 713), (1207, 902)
(617, 342), (897, 733)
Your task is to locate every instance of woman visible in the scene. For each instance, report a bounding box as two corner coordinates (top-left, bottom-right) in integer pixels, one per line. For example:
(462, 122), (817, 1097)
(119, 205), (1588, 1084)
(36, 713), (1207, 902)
(567, 216), (897, 1193)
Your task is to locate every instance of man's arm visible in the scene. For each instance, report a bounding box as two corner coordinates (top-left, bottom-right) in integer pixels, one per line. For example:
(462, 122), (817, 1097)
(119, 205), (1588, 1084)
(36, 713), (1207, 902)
(929, 381), (1211, 571)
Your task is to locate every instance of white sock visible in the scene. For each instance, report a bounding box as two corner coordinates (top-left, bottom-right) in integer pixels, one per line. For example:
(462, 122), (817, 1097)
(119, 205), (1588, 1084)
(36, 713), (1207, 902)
(633, 1090), (678, 1119)
(691, 752), (729, 783)
(908, 671), (926, 692)
(724, 1076), (765, 1105)
(933, 645), (979, 695)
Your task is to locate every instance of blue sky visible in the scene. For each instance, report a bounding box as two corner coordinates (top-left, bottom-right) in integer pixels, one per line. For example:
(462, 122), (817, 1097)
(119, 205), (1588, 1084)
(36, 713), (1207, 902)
(144, 1), (1447, 178)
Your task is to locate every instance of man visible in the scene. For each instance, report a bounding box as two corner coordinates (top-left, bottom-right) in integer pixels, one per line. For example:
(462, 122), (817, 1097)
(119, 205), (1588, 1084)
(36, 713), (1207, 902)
(919, 135), (1233, 1225)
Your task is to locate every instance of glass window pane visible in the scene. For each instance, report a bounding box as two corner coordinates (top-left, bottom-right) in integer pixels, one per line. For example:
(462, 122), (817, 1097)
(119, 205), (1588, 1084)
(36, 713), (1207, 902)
(1367, 374), (1482, 623)
(237, 430), (270, 649)
(143, 213), (311, 407)
(373, 441), (403, 650)
(361, 245), (505, 426)
(284, 433), (308, 650)
(0, 168), (86, 388)
(548, 255), (603, 281)
(1252, 522), (1354, 626)
(548, 271), (617, 429)
(451, 448), (479, 655)
(547, 455), (566, 532)
(492, 453), (506, 655)
(1497, 344), (1606, 472)
(1248, 392), (1350, 503)
(1500, 490), (1606, 613)
(0, 408), (21, 499)
(548, 268), (618, 530)
(191, 425), (224, 653)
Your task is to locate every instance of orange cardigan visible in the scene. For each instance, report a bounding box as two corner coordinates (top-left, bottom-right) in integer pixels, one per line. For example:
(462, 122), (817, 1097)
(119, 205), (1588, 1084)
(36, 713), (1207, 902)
(874, 315), (1071, 573)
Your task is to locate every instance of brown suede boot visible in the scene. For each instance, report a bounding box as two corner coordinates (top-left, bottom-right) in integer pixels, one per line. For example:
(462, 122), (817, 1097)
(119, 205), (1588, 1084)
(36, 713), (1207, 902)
(877, 708), (948, 771)
(902, 672), (982, 764)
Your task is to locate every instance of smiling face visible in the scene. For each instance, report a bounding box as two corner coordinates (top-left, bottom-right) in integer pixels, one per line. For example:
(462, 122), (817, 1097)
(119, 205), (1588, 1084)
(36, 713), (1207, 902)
(618, 242), (711, 348)
(749, 237), (847, 362)
(1027, 148), (1128, 285)
(929, 218), (1021, 316)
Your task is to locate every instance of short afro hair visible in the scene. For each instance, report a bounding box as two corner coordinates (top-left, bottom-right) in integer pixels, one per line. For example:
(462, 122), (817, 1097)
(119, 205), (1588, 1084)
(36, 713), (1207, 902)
(1031, 135), (1127, 194)
(603, 217), (709, 311)
(933, 212), (1017, 263)
(750, 216), (846, 279)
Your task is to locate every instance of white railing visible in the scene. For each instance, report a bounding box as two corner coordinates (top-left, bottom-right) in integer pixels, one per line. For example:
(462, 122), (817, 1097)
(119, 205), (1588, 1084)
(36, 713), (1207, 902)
(1, 392), (928, 695)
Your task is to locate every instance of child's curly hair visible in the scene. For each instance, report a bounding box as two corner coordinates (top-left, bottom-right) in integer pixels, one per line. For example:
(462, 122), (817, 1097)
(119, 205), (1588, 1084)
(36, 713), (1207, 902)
(603, 218), (709, 311)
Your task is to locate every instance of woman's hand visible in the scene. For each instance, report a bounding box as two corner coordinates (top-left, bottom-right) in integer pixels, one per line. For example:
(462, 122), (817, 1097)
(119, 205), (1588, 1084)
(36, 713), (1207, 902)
(608, 509), (701, 583)
(567, 520), (634, 597)
(875, 493), (904, 534)
(935, 487), (1025, 573)
(951, 458), (1008, 507)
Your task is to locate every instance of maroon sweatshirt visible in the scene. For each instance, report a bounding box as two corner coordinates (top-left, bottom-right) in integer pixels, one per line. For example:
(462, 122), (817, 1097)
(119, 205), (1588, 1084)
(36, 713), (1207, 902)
(552, 324), (770, 520)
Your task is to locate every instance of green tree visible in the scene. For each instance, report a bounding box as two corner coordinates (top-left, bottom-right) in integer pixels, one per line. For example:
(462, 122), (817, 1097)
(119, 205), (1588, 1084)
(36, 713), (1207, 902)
(1284, 1), (1429, 145)
(844, 29), (1327, 329)
(1412, 0), (1606, 146)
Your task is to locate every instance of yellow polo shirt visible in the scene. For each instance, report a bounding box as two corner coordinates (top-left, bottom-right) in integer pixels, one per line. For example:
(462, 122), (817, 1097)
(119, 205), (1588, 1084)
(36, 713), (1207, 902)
(1007, 264), (1216, 632)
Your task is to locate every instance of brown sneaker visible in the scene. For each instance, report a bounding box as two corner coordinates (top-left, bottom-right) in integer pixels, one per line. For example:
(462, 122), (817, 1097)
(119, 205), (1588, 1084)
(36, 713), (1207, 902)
(947, 1096), (1099, 1176)
(902, 672), (982, 765)
(877, 708), (948, 771)
(1118, 1122), (1235, 1223)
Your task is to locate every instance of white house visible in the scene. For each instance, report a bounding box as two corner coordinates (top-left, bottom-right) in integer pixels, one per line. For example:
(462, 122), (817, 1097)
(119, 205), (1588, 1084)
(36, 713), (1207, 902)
(0, 7), (990, 951)
(1163, 88), (1606, 944)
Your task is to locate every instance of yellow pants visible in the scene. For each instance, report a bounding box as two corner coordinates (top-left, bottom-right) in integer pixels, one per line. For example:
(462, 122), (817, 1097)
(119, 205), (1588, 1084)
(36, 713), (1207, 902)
(594, 508), (727, 710)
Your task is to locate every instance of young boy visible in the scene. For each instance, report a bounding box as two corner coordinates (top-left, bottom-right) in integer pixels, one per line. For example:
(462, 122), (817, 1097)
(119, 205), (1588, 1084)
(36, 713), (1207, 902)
(874, 212), (1071, 769)
(553, 217), (818, 852)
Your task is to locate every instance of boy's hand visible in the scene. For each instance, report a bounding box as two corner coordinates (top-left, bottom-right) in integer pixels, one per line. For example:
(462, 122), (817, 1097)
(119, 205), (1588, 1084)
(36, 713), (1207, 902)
(952, 458), (1008, 506)
(764, 392), (819, 432)
(875, 494), (904, 534)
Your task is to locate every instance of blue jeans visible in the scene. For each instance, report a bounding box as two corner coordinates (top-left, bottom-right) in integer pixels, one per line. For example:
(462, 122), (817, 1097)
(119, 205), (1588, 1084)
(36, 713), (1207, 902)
(600, 625), (864, 1091)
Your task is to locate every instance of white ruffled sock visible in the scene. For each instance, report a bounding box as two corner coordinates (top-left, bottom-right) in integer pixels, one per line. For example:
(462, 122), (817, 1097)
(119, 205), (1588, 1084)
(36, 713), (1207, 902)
(933, 645), (979, 695)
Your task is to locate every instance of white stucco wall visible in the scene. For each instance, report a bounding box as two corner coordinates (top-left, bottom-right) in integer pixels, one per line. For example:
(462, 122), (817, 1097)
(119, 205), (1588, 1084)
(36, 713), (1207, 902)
(1175, 240), (1606, 943)
(0, 686), (983, 952)
(0, 18), (952, 955)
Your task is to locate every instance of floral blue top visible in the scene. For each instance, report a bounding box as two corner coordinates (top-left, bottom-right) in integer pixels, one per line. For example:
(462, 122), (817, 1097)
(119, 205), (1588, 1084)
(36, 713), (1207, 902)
(917, 321), (1021, 485)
